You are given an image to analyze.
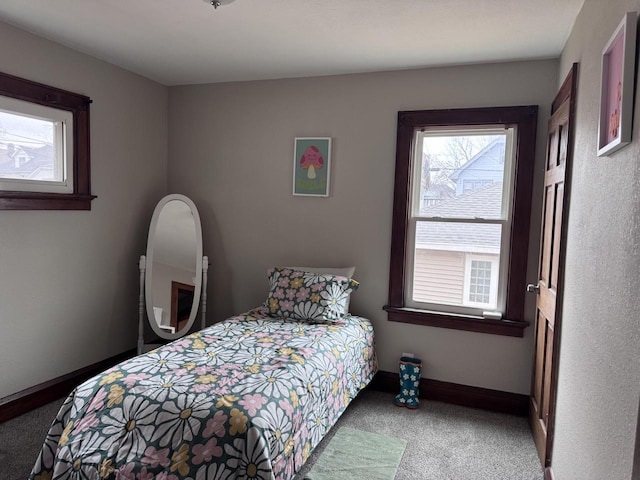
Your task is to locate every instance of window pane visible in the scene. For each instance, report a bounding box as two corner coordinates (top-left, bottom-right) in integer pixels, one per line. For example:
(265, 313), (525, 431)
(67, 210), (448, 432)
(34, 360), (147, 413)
(413, 221), (501, 309)
(469, 260), (492, 303)
(0, 110), (60, 182)
(419, 133), (506, 219)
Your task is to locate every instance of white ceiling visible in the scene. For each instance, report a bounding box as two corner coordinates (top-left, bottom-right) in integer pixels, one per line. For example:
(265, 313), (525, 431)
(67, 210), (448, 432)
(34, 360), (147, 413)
(0, 0), (585, 86)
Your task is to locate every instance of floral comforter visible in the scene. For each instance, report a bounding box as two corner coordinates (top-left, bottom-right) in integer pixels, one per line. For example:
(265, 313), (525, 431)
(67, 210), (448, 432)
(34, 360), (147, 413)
(29, 307), (377, 480)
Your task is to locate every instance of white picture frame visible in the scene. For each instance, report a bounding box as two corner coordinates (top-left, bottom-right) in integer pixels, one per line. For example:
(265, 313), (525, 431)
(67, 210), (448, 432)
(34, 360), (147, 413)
(597, 11), (637, 157)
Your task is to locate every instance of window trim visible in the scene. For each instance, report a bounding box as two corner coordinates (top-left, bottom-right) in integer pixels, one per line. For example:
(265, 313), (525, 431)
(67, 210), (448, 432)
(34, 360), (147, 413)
(384, 106), (538, 337)
(0, 71), (95, 210)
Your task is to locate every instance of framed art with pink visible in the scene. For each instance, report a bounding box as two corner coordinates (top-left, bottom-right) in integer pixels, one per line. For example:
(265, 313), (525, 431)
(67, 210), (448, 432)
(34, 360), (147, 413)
(292, 137), (331, 196)
(597, 11), (637, 157)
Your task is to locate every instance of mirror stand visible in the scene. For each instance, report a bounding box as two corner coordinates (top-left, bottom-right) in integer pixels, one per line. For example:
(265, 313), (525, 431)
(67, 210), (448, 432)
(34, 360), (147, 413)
(137, 255), (209, 355)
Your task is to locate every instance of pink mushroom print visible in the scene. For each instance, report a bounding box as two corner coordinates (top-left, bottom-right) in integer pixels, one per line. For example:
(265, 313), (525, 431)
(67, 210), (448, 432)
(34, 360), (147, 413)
(300, 145), (324, 179)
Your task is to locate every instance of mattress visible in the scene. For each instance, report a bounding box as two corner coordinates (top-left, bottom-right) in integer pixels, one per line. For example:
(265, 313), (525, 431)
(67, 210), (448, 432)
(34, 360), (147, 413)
(29, 306), (377, 479)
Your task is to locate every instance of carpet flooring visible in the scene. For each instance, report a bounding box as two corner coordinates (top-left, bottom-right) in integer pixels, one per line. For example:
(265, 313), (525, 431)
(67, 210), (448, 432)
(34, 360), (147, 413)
(294, 390), (542, 480)
(0, 389), (543, 480)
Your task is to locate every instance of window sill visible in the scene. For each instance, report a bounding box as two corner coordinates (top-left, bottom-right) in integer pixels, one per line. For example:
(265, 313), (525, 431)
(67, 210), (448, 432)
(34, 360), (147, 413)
(383, 305), (529, 337)
(0, 192), (97, 210)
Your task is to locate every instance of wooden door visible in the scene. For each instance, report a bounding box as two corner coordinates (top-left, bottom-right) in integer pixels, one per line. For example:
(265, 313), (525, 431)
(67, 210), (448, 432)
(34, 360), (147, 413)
(171, 281), (195, 332)
(529, 64), (577, 470)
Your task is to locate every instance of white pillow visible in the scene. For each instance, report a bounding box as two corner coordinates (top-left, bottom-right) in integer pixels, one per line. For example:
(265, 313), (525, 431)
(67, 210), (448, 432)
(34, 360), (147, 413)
(286, 266), (356, 313)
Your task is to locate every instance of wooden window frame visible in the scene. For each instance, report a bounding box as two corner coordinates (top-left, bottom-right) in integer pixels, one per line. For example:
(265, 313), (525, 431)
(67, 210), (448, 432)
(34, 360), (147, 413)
(384, 106), (538, 337)
(0, 71), (95, 210)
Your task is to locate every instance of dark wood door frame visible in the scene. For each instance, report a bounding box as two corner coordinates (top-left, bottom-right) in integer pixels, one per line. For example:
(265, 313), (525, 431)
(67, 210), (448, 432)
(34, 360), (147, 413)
(171, 281), (195, 332)
(529, 63), (578, 471)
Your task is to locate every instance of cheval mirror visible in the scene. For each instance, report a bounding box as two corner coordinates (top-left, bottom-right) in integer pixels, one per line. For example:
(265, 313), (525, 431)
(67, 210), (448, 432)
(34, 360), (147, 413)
(138, 194), (208, 354)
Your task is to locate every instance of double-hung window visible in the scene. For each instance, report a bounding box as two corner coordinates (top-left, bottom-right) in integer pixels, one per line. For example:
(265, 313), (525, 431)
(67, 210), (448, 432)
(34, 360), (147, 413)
(385, 106), (538, 337)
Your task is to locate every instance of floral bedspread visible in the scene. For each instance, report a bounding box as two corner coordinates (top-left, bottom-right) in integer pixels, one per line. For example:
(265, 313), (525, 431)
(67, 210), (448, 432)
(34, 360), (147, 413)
(29, 307), (377, 480)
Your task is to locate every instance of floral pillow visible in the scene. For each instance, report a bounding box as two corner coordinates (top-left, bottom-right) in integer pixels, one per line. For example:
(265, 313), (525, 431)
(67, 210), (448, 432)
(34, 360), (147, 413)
(265, 266), (359, 322)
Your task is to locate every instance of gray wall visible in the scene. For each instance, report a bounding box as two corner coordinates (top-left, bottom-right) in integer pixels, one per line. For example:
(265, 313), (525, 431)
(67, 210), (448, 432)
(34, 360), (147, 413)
(553, 0), (640, 478)
(0, 22), (169, 398)
(168, 60), (558, 394)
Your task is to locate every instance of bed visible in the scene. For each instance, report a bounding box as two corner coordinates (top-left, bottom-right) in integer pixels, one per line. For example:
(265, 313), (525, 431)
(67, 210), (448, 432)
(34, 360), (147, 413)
(29, 268), (377, 480)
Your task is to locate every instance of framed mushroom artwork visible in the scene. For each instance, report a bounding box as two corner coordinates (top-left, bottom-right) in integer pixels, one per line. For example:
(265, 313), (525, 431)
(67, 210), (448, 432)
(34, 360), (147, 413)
(597, 11), (637, 157)
(293, 137), (331, 196)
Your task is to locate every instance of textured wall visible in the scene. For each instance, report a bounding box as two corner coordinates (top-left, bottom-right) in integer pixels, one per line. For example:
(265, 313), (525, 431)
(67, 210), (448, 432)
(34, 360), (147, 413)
(168, 60), (558, 394)
(554, 0), (640, 478)
(0, 22), (168, 398)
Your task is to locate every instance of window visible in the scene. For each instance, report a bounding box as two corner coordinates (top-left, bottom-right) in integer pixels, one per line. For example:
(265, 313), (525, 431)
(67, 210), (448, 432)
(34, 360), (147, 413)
(407, 128), (510, 314)
(385, 106), (537, 337)
(0, 98), (73, 193)
(464, 256), (498, 307)
(0, 71), (95, 210)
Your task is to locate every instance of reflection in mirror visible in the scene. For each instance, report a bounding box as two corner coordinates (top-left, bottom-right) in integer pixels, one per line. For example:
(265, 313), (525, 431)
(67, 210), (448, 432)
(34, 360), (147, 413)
(140, 194), (204, 350)
(171, 281), (195, 333)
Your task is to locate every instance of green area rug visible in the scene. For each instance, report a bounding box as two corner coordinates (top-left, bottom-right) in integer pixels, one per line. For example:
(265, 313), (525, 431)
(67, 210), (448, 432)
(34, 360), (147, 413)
(304, 427), (407, 480)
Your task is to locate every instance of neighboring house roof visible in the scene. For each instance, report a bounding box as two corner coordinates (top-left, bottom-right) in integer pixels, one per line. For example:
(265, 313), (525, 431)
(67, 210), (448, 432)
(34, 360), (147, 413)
(421, 181), (502, 219)
(416, 182), (503, 253)
(416, 220), (501, 253)
(0, 143), (54, 178)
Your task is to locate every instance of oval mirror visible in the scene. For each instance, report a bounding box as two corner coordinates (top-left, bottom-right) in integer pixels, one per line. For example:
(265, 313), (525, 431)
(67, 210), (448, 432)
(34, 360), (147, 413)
(145, 194), (203, 340)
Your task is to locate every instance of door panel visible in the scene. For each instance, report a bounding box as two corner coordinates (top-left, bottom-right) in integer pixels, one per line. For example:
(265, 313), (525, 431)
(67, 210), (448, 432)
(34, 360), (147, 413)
(540, 184), (554, 286)
(551, 185), (564, 290)
(542, 321), (555, 426)
(533, 310), (546, 411)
